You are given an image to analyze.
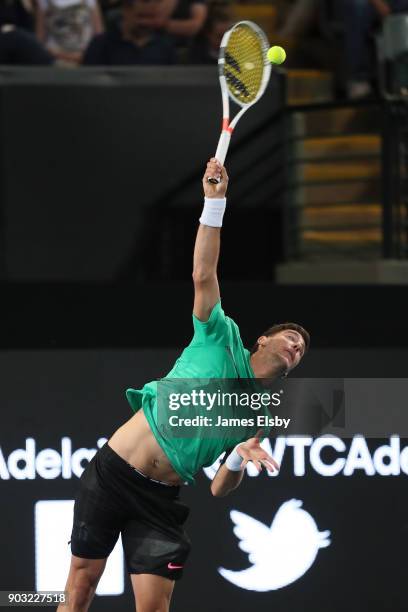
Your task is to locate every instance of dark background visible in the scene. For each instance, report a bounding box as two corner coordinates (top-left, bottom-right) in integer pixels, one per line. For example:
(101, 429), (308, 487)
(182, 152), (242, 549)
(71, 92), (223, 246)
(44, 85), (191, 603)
(0, 350), (407, 612)
(0, 67), (284, 282)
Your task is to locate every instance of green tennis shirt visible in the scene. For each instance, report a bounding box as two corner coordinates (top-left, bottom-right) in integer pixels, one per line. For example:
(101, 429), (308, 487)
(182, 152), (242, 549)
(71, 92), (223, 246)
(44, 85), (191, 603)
(126, 301), (269, 484)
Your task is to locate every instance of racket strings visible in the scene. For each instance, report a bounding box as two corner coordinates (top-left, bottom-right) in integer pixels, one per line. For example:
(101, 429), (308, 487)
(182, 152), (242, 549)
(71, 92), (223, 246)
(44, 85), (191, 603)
(223, 24), (265, 105)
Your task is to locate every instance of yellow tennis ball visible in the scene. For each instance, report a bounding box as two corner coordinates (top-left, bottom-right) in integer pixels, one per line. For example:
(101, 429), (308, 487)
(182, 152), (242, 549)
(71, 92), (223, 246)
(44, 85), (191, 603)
(267, 46), (286, 65)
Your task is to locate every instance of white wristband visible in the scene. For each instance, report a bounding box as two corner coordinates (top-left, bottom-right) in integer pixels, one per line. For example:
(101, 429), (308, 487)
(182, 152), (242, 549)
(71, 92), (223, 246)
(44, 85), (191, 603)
(225, 444), (244, 471)
(199, 197), (226, 228)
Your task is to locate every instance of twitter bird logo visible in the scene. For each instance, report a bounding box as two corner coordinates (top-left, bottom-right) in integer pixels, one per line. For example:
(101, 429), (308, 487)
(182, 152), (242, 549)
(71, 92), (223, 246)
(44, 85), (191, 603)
(218, 499), (331, 591)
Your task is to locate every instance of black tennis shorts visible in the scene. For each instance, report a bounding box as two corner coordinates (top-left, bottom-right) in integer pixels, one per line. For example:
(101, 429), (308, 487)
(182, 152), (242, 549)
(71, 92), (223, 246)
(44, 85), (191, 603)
(70, 442), (191, 580)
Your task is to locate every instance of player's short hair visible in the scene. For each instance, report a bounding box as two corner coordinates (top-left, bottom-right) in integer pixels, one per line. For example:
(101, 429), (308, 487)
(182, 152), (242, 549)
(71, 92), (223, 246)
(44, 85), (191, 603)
(250, 323), (310, 355)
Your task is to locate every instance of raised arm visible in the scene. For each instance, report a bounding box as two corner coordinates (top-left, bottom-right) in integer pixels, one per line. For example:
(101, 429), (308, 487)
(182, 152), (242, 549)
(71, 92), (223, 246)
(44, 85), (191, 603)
(192, 159), (228, 322)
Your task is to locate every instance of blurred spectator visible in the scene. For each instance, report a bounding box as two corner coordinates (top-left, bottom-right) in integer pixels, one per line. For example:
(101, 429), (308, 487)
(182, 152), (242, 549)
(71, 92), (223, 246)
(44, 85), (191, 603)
(163, 0), (207, 39)
(98, 0), (122, 29)
(35, 0), (104, 65)
(0, 0), (34, 31)
(343, 0), (408, 98)
(0, 0), (54, 64)
(278, 0), (318, 38)
(82, 0), (176, 64)
(188, 5), (233, 64)
(136, 0), (208, 46)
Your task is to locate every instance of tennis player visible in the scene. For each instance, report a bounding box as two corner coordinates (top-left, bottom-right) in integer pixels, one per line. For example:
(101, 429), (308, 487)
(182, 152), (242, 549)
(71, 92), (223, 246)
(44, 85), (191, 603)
(59, 158), (309, 612)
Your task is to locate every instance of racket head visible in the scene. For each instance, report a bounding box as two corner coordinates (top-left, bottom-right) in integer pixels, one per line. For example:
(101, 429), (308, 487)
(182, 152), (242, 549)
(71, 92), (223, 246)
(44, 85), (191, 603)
(218, 20), (271, 109)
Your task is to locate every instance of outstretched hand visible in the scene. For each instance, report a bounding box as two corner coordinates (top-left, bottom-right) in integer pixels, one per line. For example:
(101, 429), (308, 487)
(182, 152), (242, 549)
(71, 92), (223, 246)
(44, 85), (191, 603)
(203, 158), (229, 199)
(237, 430), (280, 473)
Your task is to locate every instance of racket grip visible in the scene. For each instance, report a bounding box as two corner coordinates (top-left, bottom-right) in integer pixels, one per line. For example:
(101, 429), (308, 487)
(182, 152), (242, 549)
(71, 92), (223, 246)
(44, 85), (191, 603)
(208, 130), (231, 184)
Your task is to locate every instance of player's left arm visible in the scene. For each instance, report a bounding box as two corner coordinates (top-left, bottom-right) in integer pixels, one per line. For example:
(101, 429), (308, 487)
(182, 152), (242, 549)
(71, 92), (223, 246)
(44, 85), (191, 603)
(193, 159), (228, 322)
(210, 462), (245, 497)
(211, 433), (279, 497)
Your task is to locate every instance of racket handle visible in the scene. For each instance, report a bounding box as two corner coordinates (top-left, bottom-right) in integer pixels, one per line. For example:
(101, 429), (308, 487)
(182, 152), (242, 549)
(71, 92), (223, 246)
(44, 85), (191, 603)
(208, 130), (231, 184)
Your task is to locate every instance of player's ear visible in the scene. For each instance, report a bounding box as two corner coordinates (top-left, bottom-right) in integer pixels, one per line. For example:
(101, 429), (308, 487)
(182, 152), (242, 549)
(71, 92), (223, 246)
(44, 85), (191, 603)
(257, 335), (268, 349)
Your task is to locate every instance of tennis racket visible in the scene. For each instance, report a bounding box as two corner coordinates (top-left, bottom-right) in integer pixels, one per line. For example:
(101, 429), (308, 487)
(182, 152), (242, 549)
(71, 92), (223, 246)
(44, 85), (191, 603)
(208, 20), (272, 184)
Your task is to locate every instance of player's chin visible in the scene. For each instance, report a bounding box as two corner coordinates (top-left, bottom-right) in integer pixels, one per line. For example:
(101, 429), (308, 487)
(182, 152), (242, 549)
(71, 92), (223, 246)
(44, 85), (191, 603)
(275, 353), (291, 376)
(277, 352), (291, 373)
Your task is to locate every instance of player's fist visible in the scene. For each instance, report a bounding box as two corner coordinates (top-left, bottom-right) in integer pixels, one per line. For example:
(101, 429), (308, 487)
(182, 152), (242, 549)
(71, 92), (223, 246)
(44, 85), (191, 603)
(203, 158), (229, 198)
